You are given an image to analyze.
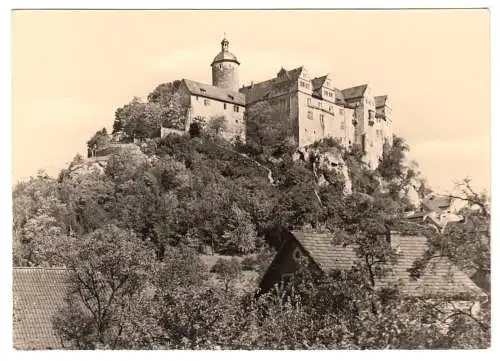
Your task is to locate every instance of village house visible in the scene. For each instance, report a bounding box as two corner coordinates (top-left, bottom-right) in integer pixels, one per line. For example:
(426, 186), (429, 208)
(258, 227), (487, 315)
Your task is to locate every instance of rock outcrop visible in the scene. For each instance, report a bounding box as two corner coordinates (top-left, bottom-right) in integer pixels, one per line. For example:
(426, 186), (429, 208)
(293, 145), (352, 194)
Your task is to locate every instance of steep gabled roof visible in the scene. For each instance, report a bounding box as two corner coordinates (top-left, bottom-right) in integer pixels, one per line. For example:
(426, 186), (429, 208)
(311, 75), (328, 91)
(374, 95), (388, 108)
(13, 267), (70, 350)
(182, 79), (246, 106)
(286, 66), (305, 81)
(421, 194), (453, 211)
(341, 84), (368, 101)
(334, 88), (347, 106)
(240, 66), (304, 105)
(290, 230), (486, 300)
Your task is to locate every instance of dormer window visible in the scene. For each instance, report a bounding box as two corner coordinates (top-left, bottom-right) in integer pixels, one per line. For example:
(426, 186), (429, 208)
(200, 88), (206, 93)
(228, 95), (234, 100)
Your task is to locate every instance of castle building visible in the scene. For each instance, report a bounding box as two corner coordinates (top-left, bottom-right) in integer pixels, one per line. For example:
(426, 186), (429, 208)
(160, 37), (393, 169)
(241, 67), (357, 150)
(161, 38), (246, 141)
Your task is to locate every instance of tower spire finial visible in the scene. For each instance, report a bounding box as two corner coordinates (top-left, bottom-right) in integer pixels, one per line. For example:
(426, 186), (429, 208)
(221, 34), (229, 51)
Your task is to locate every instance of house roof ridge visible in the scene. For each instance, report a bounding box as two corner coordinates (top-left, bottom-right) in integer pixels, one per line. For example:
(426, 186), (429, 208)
(13, 266), (68, 271)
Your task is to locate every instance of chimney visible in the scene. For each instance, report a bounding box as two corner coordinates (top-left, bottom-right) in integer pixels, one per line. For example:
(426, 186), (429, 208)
(389, 231), (401, 254)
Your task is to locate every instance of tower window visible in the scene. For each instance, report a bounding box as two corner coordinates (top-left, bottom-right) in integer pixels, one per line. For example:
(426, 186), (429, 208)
(219, 64), (223, 69)
(234, 105), (239, 112)
(204, 99), (210, 106)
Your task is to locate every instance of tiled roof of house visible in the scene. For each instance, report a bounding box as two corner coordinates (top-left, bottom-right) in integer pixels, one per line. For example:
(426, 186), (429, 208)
(291, 230), (486, 300)
(341, 84), (368, 100)
(182, 79), (246, 106)
(13, 267), (70, 350)
(374, 95), (388, 108)
(422, 194), (452, 211)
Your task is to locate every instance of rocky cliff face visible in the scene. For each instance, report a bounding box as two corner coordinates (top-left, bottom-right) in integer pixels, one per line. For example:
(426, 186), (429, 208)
(66, 143), (148, 179)
(67, 156), (109, 178)
(293, 145), (352, 194)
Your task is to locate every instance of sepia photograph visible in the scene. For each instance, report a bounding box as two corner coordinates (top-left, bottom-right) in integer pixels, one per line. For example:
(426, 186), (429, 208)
(10, 8), (491, 351)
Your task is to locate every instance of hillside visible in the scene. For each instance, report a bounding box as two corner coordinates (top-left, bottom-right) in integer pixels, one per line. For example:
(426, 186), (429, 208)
(12, 82), (490, 350)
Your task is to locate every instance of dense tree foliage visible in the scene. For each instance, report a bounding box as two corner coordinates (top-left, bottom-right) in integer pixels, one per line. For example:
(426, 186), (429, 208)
(12, 81), (490, 349)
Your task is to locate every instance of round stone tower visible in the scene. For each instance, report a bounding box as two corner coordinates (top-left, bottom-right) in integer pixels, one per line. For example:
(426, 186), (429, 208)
(211, 37), (240, 92)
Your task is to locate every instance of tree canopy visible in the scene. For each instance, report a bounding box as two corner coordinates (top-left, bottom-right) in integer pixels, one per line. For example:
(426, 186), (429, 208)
(12, 80), (490, 349)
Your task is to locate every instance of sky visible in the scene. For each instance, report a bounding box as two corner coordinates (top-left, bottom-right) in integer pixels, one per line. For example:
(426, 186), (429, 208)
(11, 9), (490, 193)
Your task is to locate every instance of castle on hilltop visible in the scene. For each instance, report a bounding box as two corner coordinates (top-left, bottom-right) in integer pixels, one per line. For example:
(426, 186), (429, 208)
(161, 37), (393, 169)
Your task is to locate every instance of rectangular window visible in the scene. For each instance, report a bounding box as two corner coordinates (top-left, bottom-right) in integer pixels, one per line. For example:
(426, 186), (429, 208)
(319, 114), (324, 122)
(340, 122), (345, 130)
(307, 98), (311, 105)
(307, 111), (313, 120)
(223, 103), (227, 110)
(234, 105), (239, 112)
(339, 109), (344, 115)
(318, 102), (322, 108)
(204, 99), (210, 106)
(196, 96), (199, 101)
